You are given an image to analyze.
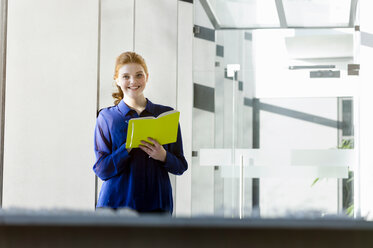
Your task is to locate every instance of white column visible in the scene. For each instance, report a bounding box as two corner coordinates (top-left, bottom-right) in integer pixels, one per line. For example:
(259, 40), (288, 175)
(3, 0), (98, 210)
(176, 0), (193, 217)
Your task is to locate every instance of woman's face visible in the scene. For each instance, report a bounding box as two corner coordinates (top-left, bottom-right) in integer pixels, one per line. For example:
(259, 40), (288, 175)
(116, 63), (148, 100)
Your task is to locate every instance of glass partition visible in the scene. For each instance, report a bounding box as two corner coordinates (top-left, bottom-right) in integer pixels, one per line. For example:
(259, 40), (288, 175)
(192, 26), (358, 218)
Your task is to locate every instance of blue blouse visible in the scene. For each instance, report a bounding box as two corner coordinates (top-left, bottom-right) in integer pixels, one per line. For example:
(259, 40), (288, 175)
(93, 99), (188, 214)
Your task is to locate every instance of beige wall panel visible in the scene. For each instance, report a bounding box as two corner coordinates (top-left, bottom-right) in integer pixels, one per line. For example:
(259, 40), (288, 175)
(99, 0), (134, 109)
(4, 0), (98, 210)
(134, 0), (177, 108)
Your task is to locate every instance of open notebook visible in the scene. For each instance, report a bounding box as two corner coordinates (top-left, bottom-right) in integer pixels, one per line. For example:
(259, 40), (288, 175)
(125, 110), (180, 149)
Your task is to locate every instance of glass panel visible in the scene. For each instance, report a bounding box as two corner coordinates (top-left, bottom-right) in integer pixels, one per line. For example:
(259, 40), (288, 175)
(192, 26), (358, 218)
(253, 28), (355, 98)
(208, 0), (280, 28)
(283, 0), (352, 27)
(258, 97), (353, 218)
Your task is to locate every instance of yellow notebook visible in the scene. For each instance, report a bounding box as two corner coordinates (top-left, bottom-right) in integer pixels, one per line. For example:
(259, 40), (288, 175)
(125, 110), (180, 148)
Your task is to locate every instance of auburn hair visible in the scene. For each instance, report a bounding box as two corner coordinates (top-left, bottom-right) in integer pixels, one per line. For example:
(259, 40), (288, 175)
(112, 51), (149, 105)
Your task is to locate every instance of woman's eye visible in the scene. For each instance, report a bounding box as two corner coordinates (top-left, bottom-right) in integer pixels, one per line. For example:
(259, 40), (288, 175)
(123, 75), (130, 79)
(136, 74), (143, 78)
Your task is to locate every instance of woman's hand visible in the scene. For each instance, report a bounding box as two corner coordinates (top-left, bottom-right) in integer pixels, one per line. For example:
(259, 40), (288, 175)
(139, 137), (167, 162)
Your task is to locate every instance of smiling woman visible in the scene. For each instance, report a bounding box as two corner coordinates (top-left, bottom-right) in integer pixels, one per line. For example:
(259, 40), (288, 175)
(112, 52), (149, 106)
(93, 51), (188, 215)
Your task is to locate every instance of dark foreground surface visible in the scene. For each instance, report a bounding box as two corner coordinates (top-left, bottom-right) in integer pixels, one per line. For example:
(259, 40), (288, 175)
(1, 210), (373, 247)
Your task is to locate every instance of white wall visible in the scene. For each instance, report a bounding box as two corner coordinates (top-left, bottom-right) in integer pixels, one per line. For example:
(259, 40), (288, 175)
(3, 0), (98, 210)
(3, 0), (193, 213)
(99, 0), (134, 109)
(135, 0), (177, 107)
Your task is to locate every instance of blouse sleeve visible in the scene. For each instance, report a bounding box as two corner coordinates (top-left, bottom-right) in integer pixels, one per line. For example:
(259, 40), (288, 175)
(93, 112), (131, 181)
(161, 123), (188, 175)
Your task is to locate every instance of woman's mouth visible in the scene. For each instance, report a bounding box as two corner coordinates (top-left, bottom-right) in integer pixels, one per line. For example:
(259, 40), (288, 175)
(128, 86), (140, 90)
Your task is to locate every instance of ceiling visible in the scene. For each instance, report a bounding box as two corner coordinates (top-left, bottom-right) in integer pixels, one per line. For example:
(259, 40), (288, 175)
(200, 0), (359, 29)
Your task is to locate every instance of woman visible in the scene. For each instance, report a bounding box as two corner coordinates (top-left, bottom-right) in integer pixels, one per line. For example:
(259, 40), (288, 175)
(93, 51), (188, 214)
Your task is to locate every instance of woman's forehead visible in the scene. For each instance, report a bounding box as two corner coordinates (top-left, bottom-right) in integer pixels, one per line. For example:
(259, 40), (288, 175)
(118, 63), (145, 74)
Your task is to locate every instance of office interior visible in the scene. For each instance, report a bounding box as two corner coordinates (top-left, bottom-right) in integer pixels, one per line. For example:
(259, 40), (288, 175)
(1, 0), (373, 247)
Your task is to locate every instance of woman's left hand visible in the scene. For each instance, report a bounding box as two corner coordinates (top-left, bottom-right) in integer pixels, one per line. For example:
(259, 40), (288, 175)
(139, 137), (167, 162)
